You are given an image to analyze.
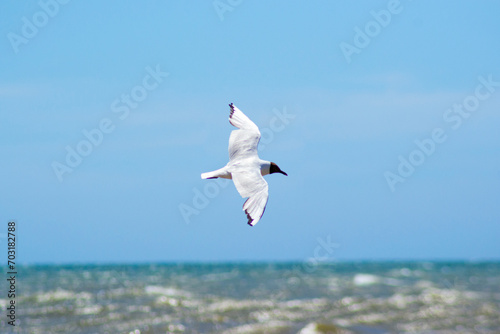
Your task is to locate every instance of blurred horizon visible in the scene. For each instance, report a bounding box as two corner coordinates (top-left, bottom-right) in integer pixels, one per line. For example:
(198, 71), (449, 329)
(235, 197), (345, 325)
(13, 259), (500, 267)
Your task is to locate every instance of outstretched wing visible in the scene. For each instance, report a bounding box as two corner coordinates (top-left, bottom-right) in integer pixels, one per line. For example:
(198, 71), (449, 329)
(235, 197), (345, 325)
(228, 103), (261, 161)
(229, 103), (259, 131)
(232, 169), (269, 226)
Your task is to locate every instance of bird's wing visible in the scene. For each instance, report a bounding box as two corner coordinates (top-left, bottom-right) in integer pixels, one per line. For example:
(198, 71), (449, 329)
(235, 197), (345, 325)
(228, 129), (261, 161)
(227, 104), (268, 225)
(228, 103), (259, 131)
(227, 104), (261, 161)
(232, 169), (269, 226)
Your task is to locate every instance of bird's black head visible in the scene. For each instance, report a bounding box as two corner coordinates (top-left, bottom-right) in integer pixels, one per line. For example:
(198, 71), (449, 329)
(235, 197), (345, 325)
(270, 162), (287, 176)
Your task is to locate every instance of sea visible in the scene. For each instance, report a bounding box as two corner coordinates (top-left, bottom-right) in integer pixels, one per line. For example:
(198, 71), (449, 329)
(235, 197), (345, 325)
(1, 262), (499, 334)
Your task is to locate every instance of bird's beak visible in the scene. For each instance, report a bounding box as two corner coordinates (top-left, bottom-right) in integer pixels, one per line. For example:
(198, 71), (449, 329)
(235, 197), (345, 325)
(280, 170), (288, 176)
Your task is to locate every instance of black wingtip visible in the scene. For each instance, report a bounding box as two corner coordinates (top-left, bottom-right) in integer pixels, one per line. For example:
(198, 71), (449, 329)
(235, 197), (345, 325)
(245, 209), (254, 226)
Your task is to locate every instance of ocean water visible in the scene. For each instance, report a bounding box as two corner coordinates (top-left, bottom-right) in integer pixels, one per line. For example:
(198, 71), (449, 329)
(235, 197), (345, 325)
(1, 262), (499, 334)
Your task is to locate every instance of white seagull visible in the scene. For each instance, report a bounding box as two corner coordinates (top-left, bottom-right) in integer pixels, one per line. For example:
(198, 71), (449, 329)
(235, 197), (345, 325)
(201, 103), (287, 226)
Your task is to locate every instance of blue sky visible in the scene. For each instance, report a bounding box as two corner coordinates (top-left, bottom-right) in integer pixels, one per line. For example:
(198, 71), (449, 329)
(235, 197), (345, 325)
(1, 1), (499, 264)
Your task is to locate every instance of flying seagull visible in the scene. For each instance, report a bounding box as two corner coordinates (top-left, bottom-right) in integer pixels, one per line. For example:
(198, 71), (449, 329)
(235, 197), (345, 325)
(201, 103), (287, 226)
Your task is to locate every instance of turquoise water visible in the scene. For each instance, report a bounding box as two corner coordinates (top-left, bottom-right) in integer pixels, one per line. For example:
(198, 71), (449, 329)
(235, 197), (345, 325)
(1, 262), (499, 333)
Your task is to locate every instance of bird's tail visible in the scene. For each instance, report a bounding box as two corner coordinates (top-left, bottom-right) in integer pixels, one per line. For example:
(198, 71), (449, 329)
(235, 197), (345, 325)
(201, 171), (218, 179)
(201, 167), (230, 179)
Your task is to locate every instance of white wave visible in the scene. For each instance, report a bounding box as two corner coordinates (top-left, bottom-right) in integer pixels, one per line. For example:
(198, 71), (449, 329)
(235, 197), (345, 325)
(353, 273), (403, 286)
(353, 273), (381, 286)
(298, 322), (354, 334)
(144, 285), (191, 297)
(388, 293), (418, 309)
(0, 299), (7, 310)
(155, 295), (180, 307)
(221, 321), (290, 334)
(419, 287), (480, 305)
(35, 289), (91, 303)
(75, 304), (102, 315)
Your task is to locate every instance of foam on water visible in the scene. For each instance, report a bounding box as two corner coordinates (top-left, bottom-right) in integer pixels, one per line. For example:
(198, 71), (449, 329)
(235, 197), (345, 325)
(144, 285), (191, 297)
(353, 273), (381, 286)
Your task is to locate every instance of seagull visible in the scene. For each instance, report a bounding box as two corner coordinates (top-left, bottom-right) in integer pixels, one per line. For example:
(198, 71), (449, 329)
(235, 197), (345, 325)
(201, 103), (287, 226)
